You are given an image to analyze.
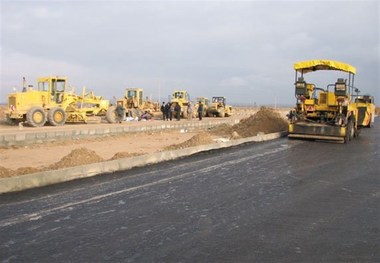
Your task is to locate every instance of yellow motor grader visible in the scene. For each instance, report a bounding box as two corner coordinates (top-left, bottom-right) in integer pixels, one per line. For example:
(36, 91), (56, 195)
(6, 76), (110, 127)
(288, 60), (363, 143)
(106, 88), (160, 122)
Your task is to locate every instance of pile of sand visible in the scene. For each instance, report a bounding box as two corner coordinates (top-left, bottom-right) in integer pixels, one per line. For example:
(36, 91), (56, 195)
(47, 148), (104, 170)
(110, 152), (143, 160)
(231, 107), (288, 138)
(209, 107), (288, 138)
(164, 133), (214, 151)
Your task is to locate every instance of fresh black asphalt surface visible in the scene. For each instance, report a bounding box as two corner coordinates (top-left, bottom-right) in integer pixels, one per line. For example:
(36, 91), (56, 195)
(1, 119), (379, 262)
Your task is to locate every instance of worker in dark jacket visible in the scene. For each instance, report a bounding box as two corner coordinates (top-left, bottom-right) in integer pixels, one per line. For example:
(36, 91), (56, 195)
(160, 102), (166, 121)
(175, 103), (181, 121)
(197, 102), (203, 120)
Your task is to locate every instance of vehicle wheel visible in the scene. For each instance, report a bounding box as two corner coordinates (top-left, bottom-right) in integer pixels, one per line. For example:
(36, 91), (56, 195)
(219, 109), (225, 117)
(344, 119), (354, 143)
(106, 106), (117, 123)
(48, 107), (66, 126)
(207, 112), (214, 117)
(26, 107), (46, 127)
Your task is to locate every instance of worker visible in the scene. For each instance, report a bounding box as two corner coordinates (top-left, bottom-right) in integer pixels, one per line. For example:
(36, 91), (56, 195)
(115, 103), (125, 123)
(175, 103), (181, 121)
(187, 103), (193, 121)
(198, 102), (203, 120)
(161, 102), (166, 121)
(165, 102), (171, 121)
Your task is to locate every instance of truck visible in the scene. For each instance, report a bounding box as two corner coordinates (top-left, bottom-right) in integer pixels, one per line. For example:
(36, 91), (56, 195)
(288, 59), (362, 143)
(6, 76), (110, 127)
(207, 96), (233, 117)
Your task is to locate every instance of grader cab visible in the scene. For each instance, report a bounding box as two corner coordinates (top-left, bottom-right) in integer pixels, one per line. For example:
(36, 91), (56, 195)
(288, 60), (361, 143)
(6, 76), (110, 127)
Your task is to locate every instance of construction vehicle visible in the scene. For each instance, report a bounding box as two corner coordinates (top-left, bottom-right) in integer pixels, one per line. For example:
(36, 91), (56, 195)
(288, 59), (363, 143)
(195, 97), (210, 117)
(106, 88), (159, 123)
(6, 76), (110, 127)
(170, 90), (191, 118)
(207, 96), (233, 117)
(353, 95), (375, 128)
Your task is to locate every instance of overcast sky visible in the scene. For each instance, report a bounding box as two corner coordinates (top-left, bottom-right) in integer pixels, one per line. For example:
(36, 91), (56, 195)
(1, 0), (379, 106)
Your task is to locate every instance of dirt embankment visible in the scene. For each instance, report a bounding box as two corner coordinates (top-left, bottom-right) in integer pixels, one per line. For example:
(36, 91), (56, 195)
(0, 107), (287, 178)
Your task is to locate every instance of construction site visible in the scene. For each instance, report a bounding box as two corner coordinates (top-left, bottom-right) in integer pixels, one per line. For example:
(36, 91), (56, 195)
(0, 105), (289, 178)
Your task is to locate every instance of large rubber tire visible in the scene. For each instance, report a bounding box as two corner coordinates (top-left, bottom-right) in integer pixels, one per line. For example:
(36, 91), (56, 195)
(344, 119), (354, 143)
(26, 107), (46, 127)
(106, 106), (117, 123)
(48, 107), (66, 126)
(219, 109), (225, 118)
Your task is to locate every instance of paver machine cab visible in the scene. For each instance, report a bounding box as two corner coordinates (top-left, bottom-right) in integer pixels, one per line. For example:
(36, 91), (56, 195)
(288, 60), (360, 143)
(106, 88), (160, 123)
(6, 76), (110, 127)
(170, 90), (191, 118)
(207, 96), (233, 117)
(353, 95), (375, 128)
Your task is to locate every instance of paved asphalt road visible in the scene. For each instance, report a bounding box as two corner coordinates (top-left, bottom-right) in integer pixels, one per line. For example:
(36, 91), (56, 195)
(1, 119), (379, 262)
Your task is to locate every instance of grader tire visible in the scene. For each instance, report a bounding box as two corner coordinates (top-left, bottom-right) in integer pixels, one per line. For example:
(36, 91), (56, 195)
(48, 107), (66, 126)
(106, 106), (117, 123)
(26, 107), (46, 127)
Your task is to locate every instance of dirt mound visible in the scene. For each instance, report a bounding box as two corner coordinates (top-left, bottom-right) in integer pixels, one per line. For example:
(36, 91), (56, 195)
(210, 107), (288, 138)
(0, 166), (13, 178)
(48, 148), (104, 170)
(164, 132), (214, 151)
(231, 107), (288, 138)
(0, 166), (42, 178)
(110, 152), (143, 160)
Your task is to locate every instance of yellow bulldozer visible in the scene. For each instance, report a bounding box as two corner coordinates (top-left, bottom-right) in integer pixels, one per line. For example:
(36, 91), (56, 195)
(6, 76), (110, 127)
(195, 97), (210, 118)
(288, 59), (367, 143)
(106, 88), (159, 122)
(170, 90), (191, 118)
(207, 96), (233, 117)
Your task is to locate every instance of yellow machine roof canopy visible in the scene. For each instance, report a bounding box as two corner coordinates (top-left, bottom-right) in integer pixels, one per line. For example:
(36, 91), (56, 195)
(294, 60), (356, 74)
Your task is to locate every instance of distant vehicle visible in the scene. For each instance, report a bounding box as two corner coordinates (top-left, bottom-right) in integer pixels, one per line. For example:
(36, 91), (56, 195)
(106, 88), (159, 122)
(170, 90), (191, 118)
(207, 96), (232, 117)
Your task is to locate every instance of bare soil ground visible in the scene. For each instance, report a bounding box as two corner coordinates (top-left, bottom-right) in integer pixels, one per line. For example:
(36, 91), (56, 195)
(0, 106), (289, 178)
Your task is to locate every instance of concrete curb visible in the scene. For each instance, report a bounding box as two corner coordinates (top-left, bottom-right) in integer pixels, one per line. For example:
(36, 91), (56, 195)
(0, 131), (287, 194)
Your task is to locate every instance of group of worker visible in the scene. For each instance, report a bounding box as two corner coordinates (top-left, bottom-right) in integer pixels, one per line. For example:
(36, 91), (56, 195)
(160, 101), (204, 121)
